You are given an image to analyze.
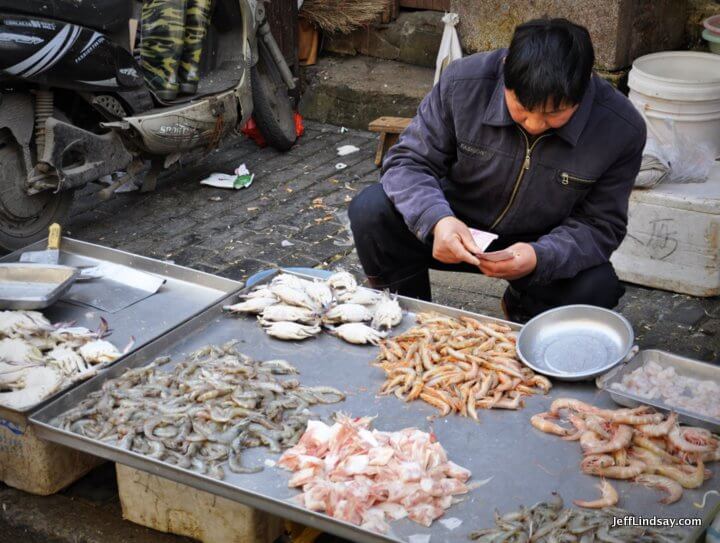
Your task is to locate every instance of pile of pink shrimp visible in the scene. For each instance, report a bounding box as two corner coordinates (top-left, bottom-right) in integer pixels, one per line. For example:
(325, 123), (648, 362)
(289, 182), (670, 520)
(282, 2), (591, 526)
(531, 398), (720, 509)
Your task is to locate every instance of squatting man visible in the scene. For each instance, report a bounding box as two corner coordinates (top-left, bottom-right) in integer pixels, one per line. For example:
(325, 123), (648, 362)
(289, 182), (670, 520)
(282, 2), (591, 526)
(349, 18), (646, 323)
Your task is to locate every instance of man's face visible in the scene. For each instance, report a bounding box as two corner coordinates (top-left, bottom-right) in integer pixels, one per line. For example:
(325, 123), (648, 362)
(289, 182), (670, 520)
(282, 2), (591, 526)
(504, 89), (579, 136)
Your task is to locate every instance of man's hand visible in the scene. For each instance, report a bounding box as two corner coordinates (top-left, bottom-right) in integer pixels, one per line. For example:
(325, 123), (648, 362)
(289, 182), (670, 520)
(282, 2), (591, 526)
(479, 242), (537, 280)
(432, 217), (481, 266)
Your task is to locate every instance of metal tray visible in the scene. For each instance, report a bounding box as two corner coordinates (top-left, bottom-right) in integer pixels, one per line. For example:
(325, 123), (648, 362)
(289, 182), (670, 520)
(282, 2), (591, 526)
(0, 263), (78, 310)
(597, 349), (720, 433)
(0, 238), (241, 414)
(30, 272), (716, 543)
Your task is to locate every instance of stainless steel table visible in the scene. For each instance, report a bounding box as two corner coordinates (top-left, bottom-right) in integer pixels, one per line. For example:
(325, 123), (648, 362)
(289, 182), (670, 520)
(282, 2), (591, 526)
(30, 272), (719, 542)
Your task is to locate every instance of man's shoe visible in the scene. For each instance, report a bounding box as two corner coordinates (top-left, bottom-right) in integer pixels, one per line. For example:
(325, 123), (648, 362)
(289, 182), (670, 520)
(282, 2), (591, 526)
(501, 286), (531, 324)
(140, 0), (187, 101)
(178, 0), (213, 95)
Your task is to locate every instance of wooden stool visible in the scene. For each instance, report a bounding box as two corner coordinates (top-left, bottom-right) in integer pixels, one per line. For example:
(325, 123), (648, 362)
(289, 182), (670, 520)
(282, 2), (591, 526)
(368, 116), (412, 167)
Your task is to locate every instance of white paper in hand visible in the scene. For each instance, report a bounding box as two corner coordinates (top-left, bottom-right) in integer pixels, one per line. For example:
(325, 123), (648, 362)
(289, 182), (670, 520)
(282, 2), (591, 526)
(468, 228), (515, 262)
(468, 228), (497, 253)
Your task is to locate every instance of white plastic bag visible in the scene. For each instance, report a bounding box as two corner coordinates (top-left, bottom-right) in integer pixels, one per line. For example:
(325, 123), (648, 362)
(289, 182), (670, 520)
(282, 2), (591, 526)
(434, 13), (462, 85)
(663, 121), (716, 183)
(635, 113), (715, 187)
(635, 137), (669, 188)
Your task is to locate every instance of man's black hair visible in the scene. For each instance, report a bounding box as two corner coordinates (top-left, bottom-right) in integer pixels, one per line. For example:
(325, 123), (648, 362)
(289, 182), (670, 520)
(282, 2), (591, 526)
(504, 18), (595, 111)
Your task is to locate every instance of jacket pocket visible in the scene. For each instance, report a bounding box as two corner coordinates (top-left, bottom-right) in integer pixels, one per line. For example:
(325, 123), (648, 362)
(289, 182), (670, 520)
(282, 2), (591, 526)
(557, 171), (597, 191)
(457, 141), (495, 162)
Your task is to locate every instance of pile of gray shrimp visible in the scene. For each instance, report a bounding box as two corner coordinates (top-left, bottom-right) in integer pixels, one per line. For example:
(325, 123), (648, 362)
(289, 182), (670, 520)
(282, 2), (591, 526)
(469, 493), (686, 543)
(52, 341), (345, 479)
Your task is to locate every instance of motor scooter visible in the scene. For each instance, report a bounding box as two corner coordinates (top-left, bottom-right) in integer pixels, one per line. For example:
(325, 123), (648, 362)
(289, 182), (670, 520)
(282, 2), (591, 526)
(0, 0), (297, 250)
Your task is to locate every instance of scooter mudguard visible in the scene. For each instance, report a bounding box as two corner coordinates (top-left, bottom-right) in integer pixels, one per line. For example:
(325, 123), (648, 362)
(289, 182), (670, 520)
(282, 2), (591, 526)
(0, 14), (143, 91)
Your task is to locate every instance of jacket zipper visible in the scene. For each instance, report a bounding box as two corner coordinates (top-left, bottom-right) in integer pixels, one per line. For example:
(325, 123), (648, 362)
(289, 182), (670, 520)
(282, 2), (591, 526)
(490, 128), (549, 230)
(560, 172), (595, 186)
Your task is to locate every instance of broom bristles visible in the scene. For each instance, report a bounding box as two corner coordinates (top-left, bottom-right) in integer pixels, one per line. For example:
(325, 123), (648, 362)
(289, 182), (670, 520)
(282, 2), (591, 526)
(301, 0), (390, 34)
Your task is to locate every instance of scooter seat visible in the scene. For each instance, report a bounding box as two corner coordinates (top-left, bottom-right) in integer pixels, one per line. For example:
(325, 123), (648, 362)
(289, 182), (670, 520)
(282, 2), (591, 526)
(0, 0), (132, 32)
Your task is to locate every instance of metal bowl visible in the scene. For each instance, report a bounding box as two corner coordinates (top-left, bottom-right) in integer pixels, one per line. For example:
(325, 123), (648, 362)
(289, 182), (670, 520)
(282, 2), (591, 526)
(517, 305), (635, 381)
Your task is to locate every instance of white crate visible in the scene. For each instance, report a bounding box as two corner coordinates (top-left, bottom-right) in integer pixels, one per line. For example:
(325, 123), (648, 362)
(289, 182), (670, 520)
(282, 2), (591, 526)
(0, 406), (102, 495)
(116, 464), (284, 543)
(612, 164), (720, 297)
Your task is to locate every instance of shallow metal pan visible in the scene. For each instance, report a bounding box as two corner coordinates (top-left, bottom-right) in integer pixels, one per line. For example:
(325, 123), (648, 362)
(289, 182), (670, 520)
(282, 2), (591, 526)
(0, 263), (78, 310)
(0, 238), (241, 414)
(597, 349), (720, 433)
(517, 305), (635, 381)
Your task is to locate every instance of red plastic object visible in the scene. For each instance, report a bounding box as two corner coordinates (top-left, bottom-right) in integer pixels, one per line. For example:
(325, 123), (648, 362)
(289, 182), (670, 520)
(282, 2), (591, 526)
(294, 112), (305, 137)
(241, 112), (305, 148)
(241, 117), (267, 147)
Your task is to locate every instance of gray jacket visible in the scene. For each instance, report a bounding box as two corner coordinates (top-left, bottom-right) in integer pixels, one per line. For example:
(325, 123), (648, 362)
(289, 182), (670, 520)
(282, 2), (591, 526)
(381, 49), (646, 285)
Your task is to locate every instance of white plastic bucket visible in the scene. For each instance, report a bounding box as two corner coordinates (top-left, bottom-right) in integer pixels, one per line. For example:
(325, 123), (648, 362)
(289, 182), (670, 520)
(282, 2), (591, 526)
(628, 51), (720, 159)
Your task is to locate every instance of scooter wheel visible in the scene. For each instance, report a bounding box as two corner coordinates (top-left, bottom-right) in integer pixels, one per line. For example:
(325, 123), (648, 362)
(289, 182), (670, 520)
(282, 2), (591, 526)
(0, 132), (73, 252)
(251, 60), (297, 152)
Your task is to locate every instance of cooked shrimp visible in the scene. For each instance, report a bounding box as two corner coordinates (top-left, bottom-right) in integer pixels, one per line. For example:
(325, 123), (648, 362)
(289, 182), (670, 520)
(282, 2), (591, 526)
(549, 398), (599, 416)
(681, 427), (718, 448)
(637, 412), (677, 437)
(584, 415), (612, 439)
(493, 391), (524, 410)
(580, 431), (604, 451)
(605, 411), (665, 426)
(629, 446), (664, 467)
(613, 448), (628, 467)
(582, 459), (646, 479)
(635, 474), (683, 504)
(563, 413), (588, 441)
(573, 479), (619, 509)
(531, 412), (573, 437)
(419, 391), (451, 417)
(632, 435), (683, 465)
(580, 454), (615, 472)
(581, 425), (633, 455)
(701, 448), (720, 463)
(528, 374), (552, 393)
(668, 426), (714, 453)
(653, 461), (705, 489)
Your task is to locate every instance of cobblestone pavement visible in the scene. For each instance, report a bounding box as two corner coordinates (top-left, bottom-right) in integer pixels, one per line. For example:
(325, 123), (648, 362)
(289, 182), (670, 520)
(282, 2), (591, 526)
(3, 120), (718, 543)
(67, 120), (720, 362)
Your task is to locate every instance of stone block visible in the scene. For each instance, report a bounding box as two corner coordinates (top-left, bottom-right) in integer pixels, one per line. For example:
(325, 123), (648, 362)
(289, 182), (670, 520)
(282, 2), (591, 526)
(300, 56), (433, 130)
(324, 11), (444, 68)
(117, 465), (282, 543)
(449, 0), (689, 70)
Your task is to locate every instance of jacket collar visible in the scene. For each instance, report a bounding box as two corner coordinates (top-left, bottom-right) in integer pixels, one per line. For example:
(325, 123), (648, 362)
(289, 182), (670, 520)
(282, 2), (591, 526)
(554, 76), (596, 146)
(482, 73), (597, 147)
